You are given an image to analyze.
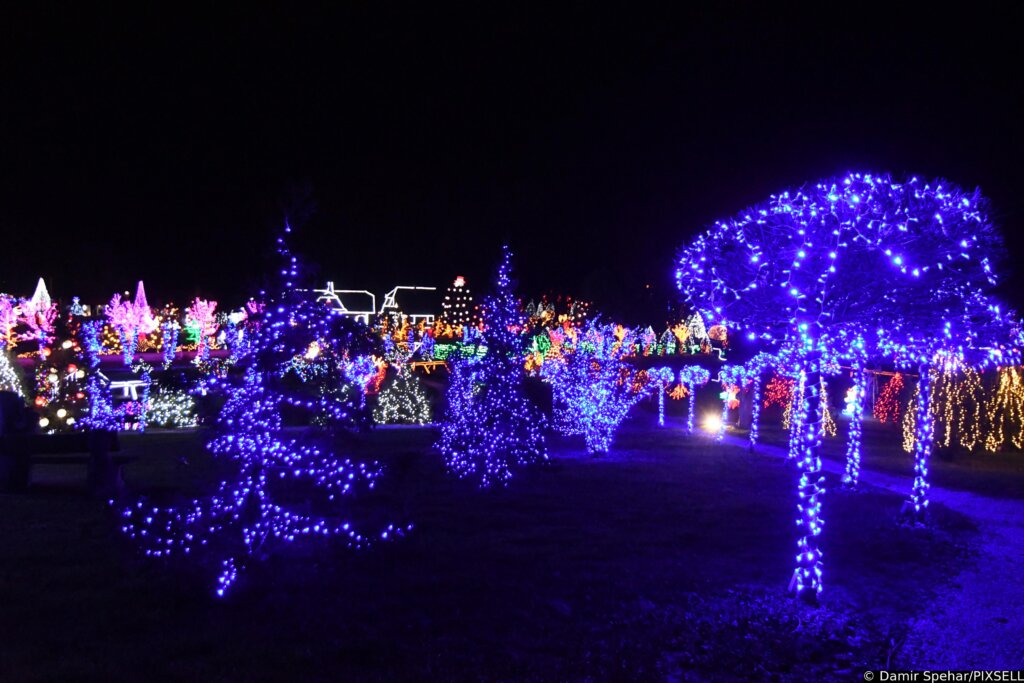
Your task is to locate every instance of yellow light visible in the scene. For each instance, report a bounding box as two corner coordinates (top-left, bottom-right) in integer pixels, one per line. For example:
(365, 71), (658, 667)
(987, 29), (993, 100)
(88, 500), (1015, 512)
(66, 417), (75, 425)
(56, 408), (67, 418)
(61, 340), (73, 349)
(702, 413), (722, 434)
(39, 417), (49, 428)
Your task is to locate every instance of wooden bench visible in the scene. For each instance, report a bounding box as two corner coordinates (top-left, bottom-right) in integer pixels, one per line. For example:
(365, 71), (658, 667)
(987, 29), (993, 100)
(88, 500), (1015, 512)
(0, 431), (136, 496)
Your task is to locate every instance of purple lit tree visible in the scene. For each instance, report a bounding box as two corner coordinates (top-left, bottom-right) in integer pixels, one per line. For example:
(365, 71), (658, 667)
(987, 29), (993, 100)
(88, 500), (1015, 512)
(435, 246), (547, 487)
(106, 282), (158, 366)
(676, 172), (1020, 601)
(120, 219), (408, 597)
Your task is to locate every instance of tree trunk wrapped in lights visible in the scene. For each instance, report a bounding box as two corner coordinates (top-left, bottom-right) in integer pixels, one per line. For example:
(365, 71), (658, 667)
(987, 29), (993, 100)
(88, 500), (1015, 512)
(904, 362), (934, 522)
(841, 355), (867, 488)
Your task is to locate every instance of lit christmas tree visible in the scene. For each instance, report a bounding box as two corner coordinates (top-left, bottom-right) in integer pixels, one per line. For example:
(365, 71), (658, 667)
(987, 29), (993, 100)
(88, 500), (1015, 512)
(146, 386), (198, 428)
(437, 276), (478, 329)
(373, 363), (432, 425)
(120, 218), (408, 597)
(435, 247), (547, 487)
(0, 295), (25, 396)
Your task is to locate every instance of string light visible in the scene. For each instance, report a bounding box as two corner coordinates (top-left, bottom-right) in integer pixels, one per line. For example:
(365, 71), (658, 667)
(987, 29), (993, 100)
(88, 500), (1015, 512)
(372, 363), (432, 425)
(649, 367), (675, 427)
(873, 373), (905, 423)
(985, 366), (1024, 451)
(678, 365), (711, 433)
(743, 352), (776, 447)
(715, 365), (747, 441)
(147, 387), (198, 428)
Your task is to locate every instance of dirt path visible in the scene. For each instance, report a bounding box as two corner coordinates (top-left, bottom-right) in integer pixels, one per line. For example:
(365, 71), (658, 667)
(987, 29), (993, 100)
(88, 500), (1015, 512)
(723, 434), (1024, 668)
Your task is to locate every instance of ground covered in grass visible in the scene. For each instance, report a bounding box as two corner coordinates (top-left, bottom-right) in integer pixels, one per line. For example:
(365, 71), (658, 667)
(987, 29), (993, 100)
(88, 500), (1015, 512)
(0, 414), (984, 681)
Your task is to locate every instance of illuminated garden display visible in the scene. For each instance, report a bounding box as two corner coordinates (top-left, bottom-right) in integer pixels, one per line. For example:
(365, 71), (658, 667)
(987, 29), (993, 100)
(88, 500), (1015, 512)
(435, 247), (548, 487)
(676, 172), (1022, 601)
(119, 220), (408, 596)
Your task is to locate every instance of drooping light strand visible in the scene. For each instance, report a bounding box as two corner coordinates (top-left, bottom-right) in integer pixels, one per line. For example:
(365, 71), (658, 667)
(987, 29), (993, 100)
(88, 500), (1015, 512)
(649, 366), (675, 427)
(678, 365), (711, 433)
(744, 353), (776, 447)
(985, 366), (1024, 451)
(873, 372), (905, 423)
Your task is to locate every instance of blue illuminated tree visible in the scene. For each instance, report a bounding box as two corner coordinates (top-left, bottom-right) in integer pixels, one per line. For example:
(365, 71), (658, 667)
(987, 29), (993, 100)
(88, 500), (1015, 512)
(677, 172), (1020, 601)
(120, 219), (408, 597)
(542, 322), (651, 455)
(435, 246), (547, 487)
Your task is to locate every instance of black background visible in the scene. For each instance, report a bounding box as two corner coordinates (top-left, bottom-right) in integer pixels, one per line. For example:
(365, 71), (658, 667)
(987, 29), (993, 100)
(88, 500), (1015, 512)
(2, 5), (1021, 323)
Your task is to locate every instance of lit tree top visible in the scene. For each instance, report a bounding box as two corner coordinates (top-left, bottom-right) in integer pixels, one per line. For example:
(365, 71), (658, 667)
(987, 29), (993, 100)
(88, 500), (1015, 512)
(0, 294), (20, 347)
(186, 298), (219, 337)
(676, 172), (1020, 363)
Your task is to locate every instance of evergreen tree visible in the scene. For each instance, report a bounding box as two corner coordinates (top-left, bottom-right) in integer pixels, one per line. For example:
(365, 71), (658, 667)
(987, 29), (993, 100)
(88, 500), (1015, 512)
(373, 364), (432, 425)
(120, 218), (407, 597)
(435, 247), (547, 487)
(437, 276), (478, 329)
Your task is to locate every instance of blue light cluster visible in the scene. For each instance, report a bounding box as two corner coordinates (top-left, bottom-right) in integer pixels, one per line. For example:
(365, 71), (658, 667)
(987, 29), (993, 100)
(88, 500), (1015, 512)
(435, 246), (547, 486)
(542, 322), (654, 455)
(676, 172), (1021, 599)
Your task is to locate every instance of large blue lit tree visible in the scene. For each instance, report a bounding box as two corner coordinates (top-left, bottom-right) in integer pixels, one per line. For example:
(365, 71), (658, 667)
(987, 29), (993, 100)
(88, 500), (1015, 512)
(676, 172), (1020, 602)
(120, 219), (408, 597)
(436, 246), (547, 487)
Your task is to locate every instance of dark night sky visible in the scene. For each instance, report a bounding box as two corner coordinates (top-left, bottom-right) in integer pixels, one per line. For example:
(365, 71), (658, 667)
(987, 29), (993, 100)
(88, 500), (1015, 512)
(2, 5), (1022, 322)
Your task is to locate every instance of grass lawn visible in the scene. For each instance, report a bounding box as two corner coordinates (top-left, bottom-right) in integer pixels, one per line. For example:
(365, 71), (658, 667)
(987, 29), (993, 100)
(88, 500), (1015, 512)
(1, 415), (980, 682)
